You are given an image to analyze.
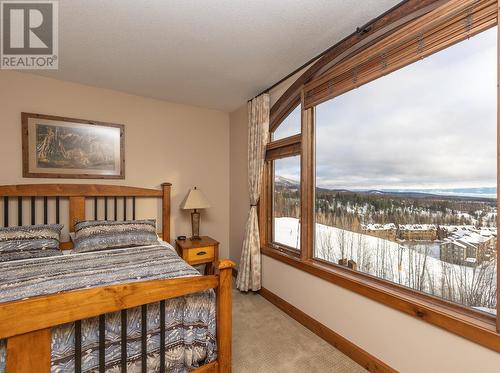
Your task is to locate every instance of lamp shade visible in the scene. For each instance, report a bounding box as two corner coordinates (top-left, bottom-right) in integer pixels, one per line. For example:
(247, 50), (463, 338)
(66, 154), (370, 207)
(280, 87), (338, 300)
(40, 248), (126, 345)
(180, 187), (210, 210)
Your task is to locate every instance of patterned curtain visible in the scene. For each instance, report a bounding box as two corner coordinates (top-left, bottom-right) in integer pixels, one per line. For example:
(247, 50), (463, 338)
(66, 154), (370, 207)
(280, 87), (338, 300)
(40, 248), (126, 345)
(236, 94), (270, 292)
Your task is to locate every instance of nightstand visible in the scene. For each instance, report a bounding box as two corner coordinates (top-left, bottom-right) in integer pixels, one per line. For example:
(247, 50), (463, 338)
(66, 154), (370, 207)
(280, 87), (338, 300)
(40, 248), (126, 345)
(176, 236), (219, 275)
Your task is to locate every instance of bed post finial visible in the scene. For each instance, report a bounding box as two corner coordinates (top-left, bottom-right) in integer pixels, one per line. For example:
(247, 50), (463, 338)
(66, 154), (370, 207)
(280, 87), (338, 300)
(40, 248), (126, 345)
(161, 183), (172, 243)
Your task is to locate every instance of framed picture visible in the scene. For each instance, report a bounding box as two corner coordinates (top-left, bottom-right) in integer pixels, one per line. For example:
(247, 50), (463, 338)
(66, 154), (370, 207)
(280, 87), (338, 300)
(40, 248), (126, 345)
(22, 113), (125, 179)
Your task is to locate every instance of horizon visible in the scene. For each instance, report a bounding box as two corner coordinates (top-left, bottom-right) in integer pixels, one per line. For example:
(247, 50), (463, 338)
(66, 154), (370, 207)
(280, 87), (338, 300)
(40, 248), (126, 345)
(275, 175), (497, 199)
(275, 28), (497, 201)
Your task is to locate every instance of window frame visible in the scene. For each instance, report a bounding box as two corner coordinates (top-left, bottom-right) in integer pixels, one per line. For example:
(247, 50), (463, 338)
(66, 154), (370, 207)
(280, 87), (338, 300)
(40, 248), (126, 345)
(265, 103), (303, 257)
(260, 0), (500, 353)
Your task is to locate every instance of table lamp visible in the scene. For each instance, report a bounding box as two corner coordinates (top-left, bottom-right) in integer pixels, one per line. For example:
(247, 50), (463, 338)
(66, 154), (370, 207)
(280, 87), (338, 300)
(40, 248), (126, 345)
(181, 187), (210, 240)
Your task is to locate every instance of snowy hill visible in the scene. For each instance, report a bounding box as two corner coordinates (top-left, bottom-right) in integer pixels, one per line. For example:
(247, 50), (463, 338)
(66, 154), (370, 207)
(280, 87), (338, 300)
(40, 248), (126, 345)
(274, 176), (299, 189)
(274, 217), (497, 314)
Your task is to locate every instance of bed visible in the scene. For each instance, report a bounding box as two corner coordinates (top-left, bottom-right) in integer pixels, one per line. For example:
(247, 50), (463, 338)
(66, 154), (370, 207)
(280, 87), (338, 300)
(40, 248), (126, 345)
(0, 183), (233, 373)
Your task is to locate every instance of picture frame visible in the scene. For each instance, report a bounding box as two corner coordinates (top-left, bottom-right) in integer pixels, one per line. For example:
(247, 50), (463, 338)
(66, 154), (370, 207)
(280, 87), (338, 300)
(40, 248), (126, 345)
(22, 112), (125, 179)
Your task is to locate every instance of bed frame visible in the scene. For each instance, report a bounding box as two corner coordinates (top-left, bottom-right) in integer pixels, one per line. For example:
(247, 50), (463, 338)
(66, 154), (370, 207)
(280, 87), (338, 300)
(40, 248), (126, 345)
(0, 183), (233, 373)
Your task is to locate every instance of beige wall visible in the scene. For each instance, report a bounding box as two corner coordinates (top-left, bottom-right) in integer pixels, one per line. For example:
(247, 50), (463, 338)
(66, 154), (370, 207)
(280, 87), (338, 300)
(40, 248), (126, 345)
(0, 71), (230, 258)
(228, 97), (500, 372)
(229, 104), (249, 263)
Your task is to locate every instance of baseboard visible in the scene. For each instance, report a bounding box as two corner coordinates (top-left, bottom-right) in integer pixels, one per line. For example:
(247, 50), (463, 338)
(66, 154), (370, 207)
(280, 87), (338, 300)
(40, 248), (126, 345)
(258, 287), (397, 373)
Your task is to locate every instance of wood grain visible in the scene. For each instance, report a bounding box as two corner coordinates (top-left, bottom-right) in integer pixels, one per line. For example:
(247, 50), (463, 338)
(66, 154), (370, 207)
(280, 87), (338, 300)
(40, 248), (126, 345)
(176, 237), (220, 274)
(162, 183), (172, 242)
(300, 104), (314, 262)
(0, 275), (218, 339)
(265, 134), (301, 161)
(270, 0), (444, 128)
(6, 328), (51, 373)
(184, 246), (215, 265)
(497, 0), (500, 334)
(0, 184), (162, 197)
(69, 196), (85, 232)
(259, 287), (396, 373)
(217, 260), (235, 373)
(304, 0), (496, 108)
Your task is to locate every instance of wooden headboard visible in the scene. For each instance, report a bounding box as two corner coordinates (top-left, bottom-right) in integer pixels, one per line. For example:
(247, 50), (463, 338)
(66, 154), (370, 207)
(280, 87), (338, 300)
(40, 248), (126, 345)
(0, 183), (171, 249)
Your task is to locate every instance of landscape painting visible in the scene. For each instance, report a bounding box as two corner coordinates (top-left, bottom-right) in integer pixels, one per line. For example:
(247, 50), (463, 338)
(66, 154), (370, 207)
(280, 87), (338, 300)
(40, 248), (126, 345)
(22, 113), (124, 179)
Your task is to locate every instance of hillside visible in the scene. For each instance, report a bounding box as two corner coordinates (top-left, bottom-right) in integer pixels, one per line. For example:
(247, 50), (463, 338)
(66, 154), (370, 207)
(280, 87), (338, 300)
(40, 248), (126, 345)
(274, 217), (497, 313)
(275, 176), (497, 227)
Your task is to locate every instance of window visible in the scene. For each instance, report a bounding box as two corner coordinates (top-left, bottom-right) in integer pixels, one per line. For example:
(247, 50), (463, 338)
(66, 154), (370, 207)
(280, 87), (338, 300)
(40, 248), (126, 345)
(261, 0), (499, 351)
(273, 156), (301, 250)
(267, 104), (302, 252)
(314, 27), (497, 315)
(272, 105), (301, 141)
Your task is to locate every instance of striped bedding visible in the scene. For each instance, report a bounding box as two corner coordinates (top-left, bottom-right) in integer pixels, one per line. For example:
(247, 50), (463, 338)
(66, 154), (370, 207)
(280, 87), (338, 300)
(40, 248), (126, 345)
(0, 243), (216, 373)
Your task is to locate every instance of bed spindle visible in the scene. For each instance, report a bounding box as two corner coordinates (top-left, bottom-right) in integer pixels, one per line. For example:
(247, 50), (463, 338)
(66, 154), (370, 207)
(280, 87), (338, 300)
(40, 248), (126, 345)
(121, 310), (127, 373)
(160, 300), (166, 372)
(132, 196), (136, 220)
(114, 196), (118, 221)
(3, 196), (8, 227)
(94, 197), (98, 220)
(30, 197), (35, 225)
(17, 197), (22, 226)
(75, 320), (82, 373)
(141, 304), (147, 373)
(43, 197), (48, 224)
(123, 197), (127, 220)
(104, 197), (108, 220)
(99, 315), (106, 373)
(56, 197), (60, 224)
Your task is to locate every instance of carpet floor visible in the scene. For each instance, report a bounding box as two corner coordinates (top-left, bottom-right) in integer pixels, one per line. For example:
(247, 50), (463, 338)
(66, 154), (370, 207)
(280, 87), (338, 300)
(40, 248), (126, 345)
(232, 289), (366, 373)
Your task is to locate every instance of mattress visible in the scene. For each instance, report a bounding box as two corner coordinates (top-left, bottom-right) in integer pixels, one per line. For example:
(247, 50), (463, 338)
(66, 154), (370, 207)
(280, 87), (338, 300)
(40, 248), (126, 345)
(0, 243), (217, 373)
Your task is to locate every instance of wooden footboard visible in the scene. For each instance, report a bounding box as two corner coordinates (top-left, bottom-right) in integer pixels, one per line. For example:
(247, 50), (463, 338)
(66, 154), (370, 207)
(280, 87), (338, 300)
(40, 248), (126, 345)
(0, 260), (234, 373)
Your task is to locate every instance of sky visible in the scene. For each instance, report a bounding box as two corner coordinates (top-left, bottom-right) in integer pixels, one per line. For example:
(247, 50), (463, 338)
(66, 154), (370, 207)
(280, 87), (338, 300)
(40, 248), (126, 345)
(276, 27), (497, 198)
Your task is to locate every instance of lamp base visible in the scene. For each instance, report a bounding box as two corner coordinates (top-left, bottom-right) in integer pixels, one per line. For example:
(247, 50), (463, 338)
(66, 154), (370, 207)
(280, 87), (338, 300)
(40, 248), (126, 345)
(191, 210), (201, 241)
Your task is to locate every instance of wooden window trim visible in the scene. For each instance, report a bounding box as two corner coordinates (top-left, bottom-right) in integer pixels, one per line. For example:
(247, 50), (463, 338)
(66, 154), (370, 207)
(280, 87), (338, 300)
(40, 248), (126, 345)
(267, 148), (302, 254)
(270, 95), (301, 133)
(266, 134), (302, 161)
(303, 0), (496, 108)
(261, 0), (500, 353)
(272, 0), (445, 123)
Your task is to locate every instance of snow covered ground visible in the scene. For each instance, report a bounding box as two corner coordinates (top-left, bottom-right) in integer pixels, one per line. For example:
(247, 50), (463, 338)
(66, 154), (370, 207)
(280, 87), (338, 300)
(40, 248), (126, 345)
(274, 217), (497, 314)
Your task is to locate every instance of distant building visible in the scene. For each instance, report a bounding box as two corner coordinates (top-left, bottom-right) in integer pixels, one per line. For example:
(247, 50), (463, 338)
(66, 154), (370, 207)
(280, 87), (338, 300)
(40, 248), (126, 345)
(361, 223), (397, 240)
(398, 224), (437, 241)
(440, 226), (497, 265)
(361, 221), (497, 266)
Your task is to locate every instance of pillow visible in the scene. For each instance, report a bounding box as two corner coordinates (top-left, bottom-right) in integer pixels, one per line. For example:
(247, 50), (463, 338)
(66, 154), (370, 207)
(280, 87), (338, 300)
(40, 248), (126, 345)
(72, 219), (158, 253)
(0, 224), (63, 262)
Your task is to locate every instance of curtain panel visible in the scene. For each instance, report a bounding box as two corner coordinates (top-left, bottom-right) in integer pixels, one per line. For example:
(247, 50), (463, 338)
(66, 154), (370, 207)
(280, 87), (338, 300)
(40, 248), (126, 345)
(236, 94), (270, 292)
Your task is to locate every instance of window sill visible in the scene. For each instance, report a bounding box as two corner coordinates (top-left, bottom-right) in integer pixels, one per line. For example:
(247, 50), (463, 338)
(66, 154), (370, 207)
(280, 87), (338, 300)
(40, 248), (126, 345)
(261, 245), (500, 353)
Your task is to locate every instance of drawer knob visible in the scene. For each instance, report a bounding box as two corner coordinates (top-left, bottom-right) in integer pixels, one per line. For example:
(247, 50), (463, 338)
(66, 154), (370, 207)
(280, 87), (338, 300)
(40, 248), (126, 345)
(197, 251), (207, 256)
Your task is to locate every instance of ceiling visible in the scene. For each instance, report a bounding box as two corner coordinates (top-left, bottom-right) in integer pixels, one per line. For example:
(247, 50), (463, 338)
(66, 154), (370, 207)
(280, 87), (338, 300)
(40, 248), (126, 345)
(32, 0), (402, 112)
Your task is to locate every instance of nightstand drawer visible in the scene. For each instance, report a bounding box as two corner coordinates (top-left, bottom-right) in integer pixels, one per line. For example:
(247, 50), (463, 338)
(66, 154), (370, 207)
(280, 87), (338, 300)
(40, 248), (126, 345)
(185, 246), (214, 264)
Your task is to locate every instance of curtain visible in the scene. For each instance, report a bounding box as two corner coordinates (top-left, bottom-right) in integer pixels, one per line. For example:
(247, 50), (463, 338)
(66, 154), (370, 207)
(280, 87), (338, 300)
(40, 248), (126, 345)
(236, 94), (270, 292)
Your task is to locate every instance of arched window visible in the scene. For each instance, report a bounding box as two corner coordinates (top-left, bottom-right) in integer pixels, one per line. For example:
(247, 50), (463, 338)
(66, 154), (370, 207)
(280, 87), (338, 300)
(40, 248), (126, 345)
(272, 105), (301, 141)
(260, 0), (500, 349)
